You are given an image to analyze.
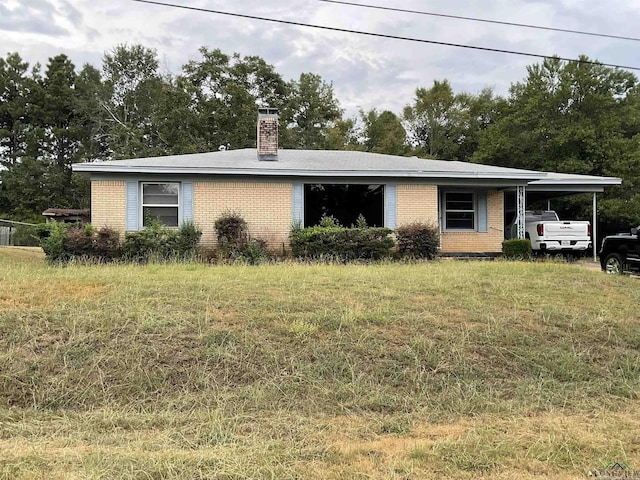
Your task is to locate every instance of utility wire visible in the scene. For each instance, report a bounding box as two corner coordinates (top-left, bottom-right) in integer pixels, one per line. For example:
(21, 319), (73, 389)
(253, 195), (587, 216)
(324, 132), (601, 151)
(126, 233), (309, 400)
(130, 0), (640, 71)
(316, 0), (640, 43)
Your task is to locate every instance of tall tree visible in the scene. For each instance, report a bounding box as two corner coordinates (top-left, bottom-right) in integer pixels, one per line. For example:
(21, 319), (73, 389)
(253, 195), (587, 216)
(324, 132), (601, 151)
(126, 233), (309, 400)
(180, 48), (289, 151)
(281, 73), (342, 150)
(0, 53), (33, 168)
(360, 109), (408, 155)
(101, 44), (167, 158)
(403, 80), (463, 159)
(473, 55), (640, 229)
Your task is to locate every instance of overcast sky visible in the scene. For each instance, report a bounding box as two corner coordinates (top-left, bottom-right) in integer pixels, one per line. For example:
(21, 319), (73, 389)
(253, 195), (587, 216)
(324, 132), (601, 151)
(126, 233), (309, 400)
(2, 0), (640, 117)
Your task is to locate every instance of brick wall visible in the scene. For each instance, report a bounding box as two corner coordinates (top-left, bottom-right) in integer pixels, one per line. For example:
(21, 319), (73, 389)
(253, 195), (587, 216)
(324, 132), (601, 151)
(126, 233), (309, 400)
(396, 184), (439, 225)
(440, 190), (504, 253)
(90, 180), (126, 234)
(257, 117), (278, 157)
(194, 181), (292, 253)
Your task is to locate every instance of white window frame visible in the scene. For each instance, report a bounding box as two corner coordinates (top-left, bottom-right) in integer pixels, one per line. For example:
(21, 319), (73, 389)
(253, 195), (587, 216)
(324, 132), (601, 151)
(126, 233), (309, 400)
(140, 182), (181, 228)
(443, 191), (477, 232)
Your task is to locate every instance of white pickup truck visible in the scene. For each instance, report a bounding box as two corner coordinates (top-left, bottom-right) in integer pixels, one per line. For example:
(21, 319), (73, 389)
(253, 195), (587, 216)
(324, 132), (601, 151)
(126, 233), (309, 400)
(508, 210), (592, 254)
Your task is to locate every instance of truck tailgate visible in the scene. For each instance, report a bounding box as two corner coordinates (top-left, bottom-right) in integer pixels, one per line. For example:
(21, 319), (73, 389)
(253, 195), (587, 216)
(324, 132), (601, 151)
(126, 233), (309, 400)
(542, 221), (590, 239)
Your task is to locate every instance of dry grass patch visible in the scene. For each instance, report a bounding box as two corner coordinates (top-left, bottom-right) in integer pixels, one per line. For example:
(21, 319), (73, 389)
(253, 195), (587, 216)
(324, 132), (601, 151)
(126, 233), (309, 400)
(0, 257), (639, 478)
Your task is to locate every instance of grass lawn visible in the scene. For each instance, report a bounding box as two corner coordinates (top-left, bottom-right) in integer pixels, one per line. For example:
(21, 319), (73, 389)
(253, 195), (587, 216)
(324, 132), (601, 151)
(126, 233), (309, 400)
(1, 247), (639, 479)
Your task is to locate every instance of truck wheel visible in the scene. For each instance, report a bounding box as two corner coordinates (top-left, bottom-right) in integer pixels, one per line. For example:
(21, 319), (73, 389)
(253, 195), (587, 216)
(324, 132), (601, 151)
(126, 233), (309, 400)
(603, 253), (624, 274)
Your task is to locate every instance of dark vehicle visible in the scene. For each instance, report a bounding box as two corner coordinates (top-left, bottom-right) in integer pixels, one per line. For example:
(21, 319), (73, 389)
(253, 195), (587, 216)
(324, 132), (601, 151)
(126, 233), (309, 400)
(599, 226), (640, 274)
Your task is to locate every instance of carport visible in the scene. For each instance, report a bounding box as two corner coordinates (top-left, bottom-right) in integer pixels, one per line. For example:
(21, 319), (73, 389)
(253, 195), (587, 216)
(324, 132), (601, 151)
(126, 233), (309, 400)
(506, 172), (622, 261)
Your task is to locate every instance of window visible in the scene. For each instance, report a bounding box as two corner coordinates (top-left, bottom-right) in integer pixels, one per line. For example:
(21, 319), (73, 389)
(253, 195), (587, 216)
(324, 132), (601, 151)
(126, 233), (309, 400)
(444, 192), (475, 230)
(141, 182), (180, 227)
(304, 184), (384, 227)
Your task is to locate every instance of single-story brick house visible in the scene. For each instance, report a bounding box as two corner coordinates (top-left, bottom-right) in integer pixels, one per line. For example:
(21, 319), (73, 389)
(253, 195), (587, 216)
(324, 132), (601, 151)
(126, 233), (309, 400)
(73, 108), (621, 256)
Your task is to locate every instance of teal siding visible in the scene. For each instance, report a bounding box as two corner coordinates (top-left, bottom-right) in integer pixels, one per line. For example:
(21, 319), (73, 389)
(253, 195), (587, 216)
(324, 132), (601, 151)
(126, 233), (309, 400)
(292, 182), (303, 226)
(125, 181), (139, 231)
(384, 184), (397, 229)
(477, 191), (488, 233)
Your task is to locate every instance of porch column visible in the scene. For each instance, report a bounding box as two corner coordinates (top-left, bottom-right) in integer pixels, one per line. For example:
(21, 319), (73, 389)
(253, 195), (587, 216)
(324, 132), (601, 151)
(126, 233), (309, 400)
(516, 185), (526, 239)
(592, 192), (597, 262)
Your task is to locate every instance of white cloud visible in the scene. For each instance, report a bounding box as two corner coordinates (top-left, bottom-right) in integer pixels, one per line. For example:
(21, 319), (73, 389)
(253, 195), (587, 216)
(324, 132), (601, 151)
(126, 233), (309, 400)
(2, 0), (639, 117)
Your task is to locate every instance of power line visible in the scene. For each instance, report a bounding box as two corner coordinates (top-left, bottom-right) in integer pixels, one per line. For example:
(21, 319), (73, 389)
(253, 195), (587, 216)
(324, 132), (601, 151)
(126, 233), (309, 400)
(130, 0), (640, 71)
(316, 0), (640, 43)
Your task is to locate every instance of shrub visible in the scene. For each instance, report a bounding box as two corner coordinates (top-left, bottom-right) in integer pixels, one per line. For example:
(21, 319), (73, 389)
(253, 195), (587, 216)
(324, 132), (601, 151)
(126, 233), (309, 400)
(64, 225), (96, 257)
(213, 212), (270, 262)
(93, 226), (122, 260)
(240, 238), (268, 265)
(122, 221), (201, 262)
(37, 223), (123, 263)
(502, 239), (532, 260)
(175, 221), (203, 258)
(290, 226), (394, 261)
(37, 222), (69, 262)
(214, 211), (248, 251)
(396, 222), (440, 260)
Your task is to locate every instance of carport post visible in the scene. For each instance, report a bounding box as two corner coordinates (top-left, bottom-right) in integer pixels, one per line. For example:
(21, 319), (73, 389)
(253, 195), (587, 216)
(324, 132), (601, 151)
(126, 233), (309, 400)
(592, 192), (597, 262)
(517, 185), (526, 239)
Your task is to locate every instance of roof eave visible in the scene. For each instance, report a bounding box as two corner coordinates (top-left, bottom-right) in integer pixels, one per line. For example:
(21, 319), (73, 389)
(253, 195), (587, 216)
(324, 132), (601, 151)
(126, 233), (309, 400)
(72, 164), (544, 181)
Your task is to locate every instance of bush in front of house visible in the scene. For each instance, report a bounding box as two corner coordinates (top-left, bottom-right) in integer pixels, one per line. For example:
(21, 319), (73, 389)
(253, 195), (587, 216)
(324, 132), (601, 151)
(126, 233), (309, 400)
(212, 212), (269, 264)
(37, 223), (123, 262)
(502, 239), (532, 260)
(395, 222), (440, 260)
(214, 211), (248, 250)
(37, 222), (70, 262)
(290, 223), (395, 261)
(122, 221), (202, 262)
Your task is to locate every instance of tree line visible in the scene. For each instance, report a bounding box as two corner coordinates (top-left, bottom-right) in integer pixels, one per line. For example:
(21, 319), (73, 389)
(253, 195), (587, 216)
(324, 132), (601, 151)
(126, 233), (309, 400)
(0, 45), (639, 231)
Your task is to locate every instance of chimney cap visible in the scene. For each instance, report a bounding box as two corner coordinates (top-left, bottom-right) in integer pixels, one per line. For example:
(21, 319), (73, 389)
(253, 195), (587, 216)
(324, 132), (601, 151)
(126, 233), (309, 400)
(258, 107), (278, 116)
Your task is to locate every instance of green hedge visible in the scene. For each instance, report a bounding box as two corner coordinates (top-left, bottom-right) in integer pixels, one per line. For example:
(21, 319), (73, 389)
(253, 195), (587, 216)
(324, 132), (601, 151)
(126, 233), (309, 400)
(502, 239), (532, 260)
(290, 226), (394, 260)
(122, 221), (202, 262)
(37, 223), (123, 263)
(396, 222), (440, 259)
(38, 221), (202, 263)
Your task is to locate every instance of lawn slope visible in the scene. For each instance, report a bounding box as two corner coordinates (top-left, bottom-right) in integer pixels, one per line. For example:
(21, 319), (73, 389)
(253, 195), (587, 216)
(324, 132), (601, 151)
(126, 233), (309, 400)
(1, 250), (639, 479)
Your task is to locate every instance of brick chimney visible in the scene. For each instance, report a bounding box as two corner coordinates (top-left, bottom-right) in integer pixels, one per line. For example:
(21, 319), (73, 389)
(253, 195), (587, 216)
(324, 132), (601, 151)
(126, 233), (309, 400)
(257, 107), (278, 161)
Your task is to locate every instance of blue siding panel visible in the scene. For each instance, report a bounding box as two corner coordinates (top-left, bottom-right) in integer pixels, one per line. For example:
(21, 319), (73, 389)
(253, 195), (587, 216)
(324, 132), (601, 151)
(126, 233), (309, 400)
(477, 191), (488, 233)
(182, 182), (194, 224)
(125, 181), (139, 231)
(292, 182), (303, 226)
(385, 183), (397, 229)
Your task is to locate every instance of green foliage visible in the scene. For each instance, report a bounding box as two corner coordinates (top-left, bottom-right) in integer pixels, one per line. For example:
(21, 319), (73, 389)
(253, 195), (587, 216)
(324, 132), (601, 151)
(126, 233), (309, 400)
(214, 211), (248, 250)
(403, 80), (499, 161)
(239, 238), (268, 265)
(37, 222), (69, 262)
(64, 224), (96, 257)
(396, 222), (440, 259)
(37, 223), (123, 262)
(502, 239), (532, 260)
(359, 109), (408, 155)
(290, 225), (394, 261)
(122, 221), (202, 262)
(93, 226), (122, 259)
(280, 72), (343, 149)
(473, 56), (640, 231)
(318, 214), (340, 228)
(212, 211), (268, 264)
